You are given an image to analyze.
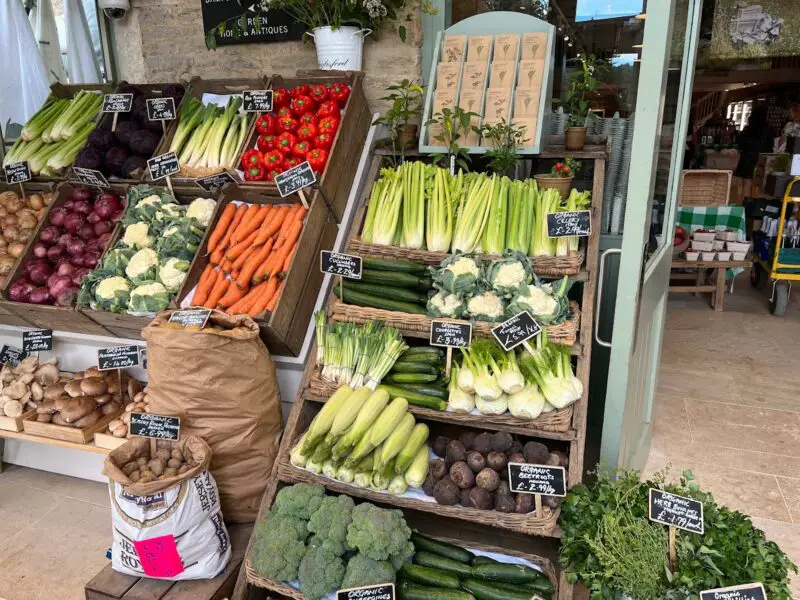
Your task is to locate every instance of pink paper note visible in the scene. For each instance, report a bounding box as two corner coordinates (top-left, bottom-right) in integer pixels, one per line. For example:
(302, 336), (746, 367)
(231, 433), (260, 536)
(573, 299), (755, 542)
(133, 535), (185, 578)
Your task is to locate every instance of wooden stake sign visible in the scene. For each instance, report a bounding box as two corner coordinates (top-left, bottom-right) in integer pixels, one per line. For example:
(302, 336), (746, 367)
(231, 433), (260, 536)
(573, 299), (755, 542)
(508, 463), (566, 518)
(275, 161), (316, 207)
(147, 151), (180, 192)
(102, 93), (133, 132)
(130, 413), (181, 441)
(649, 488), (704, 572)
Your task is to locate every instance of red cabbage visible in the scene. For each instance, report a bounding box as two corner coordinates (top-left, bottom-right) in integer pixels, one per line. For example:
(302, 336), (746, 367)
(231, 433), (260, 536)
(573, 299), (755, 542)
(86, 128), (115, 152)
(129, 130), (159, 157)
(114, 121), (138, 146)
(122, 156), (147, 179)
(74, 146), (103, 170)
(105, 146), (130, 176)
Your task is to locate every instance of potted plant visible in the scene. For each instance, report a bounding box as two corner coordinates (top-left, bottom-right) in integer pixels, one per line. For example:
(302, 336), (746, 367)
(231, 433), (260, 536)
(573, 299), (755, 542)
(561, 54), (606, 150)
(373, 79), (424, 161)
(480, 118), (526, 175)
(535, 157), (580, 199)
(425, 106), (479, 172)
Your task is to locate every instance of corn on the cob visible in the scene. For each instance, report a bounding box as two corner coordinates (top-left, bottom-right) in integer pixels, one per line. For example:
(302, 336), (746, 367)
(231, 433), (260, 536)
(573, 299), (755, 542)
(394, 423), (430, 473)
(371, 459), (396, 491)
(376, 413), (415, 470)
(290, 434), (309, 468)
(404, 444), (430, 487)
(388, 475), (409, 495)
(332, 389), (390, 460)
(326, 386), (372, 443)
(368, 397), (409, 447)
(302, 385), (353, 454)
(336, 465), (356, 483)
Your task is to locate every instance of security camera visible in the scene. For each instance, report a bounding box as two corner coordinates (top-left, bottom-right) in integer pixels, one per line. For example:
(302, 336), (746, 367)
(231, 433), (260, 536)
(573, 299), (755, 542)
(99, 0), (129, 20)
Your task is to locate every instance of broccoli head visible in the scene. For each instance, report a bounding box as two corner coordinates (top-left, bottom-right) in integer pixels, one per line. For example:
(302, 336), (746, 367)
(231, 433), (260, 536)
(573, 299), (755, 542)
(298, 545), (345, 600)
(346, 503), (413, 563)
(251, 514), (307, 582)
(340, 552), (396, 589)
(273, 483), (326, 521)
(308, 494), (355, 556)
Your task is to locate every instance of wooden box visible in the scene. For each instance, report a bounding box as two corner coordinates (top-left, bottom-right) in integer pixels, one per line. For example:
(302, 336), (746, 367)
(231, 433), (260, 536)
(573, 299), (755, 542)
(22, 408), (122, 444)
(0, 409), (37, 432)
(93, 431), (127, 450)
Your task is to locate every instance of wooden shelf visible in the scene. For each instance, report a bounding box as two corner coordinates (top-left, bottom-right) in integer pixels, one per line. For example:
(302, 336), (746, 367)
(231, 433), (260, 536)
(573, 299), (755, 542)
(0, 429), (109, 455)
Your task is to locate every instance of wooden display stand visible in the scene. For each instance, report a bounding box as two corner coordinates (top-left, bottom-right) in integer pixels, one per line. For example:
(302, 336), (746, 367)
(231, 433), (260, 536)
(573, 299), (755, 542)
(669, 256), (751, 311)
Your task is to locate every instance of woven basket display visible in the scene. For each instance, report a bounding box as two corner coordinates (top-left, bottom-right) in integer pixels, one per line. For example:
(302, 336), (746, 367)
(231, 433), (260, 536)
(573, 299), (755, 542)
(679, 169), (731, 206)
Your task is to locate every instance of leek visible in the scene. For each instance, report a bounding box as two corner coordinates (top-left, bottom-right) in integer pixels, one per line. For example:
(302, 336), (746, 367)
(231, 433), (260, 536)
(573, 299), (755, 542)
(169, 97), (204, 155)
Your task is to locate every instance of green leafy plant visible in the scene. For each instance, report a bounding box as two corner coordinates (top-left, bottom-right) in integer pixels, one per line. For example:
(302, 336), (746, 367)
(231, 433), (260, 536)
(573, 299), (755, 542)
(425, 106), (479, 172)
(560, 54), (608, 129)
(373, 79), (424, 162)
(480, 118), (526, 174)
(548, 156), (581, 178)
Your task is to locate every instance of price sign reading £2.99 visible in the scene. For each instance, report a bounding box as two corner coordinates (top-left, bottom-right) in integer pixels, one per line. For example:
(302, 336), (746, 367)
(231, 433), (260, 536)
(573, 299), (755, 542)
(507, 463), (567, 497)
(429, 320), (472, 348)
(320, 251), (362, 279)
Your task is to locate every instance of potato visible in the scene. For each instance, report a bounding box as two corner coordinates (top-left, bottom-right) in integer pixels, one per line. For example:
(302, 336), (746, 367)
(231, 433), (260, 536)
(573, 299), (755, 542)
(129, 470), (141, 482)
(121, 412), (131, 425)
(148, 459), (165, 476)
(125, 402), (136, 412)
(167, 458), (182, 469)
(138, 472), (156, 484)
(112, 424), (127, 438)
(171, 448), (183, 461)
(178, 464), (189, 474)
(163, 467), (178, 477)
(122, 462), (138, 476)
(26, 193), (44, 210)
(134, 403), (145, 412)
(155, 449), (171, 461)
(136, 456), (148, 466)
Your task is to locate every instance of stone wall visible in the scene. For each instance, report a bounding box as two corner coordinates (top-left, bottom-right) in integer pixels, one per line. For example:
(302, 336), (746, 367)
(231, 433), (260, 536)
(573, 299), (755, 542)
(111, 1), (424, 114)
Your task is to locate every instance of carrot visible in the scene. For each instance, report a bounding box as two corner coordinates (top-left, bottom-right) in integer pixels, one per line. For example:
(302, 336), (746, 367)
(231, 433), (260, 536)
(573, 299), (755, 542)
(231, 204), (260, 243)
(221, 257), (234, 274)
(274, 204), (303, 250)
(217, 204), (247, 254)
(237, 238), (274, 289)
(192, 266), (218, 307)
(207, 204), (236, 252)
(204, 274), (230, 308)
(272, 220), (303, 268)
(281, 244), (297, 275)
(254, 205), (289, 245)
(248, 277), (278, 317)
(210, 248), (224, 265)
(228, 281), (267, 315)
(266, 280), (286, 312)
(254, 251), (280, 283)
(218, 280), (248, 308)
(293, 206), (308, 223)
(225, 229), (259, 261)
(234, 205), (270, 243)
(232, 243), (258, 271)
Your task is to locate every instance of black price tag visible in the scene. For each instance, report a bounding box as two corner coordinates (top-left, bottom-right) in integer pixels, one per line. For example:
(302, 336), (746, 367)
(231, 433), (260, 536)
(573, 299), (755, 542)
(320, 251), (362, 279)
(648, 489), (704, 534)
(168, 309), (211, 328)
(71, 166), (110, 188)
(22, 330), (53, 352)
(0, 345), (26, 367)
(102, 93), (134, 113)
(700, 583), (766, 600)
(195, 171), (237, 194)
(337, 583), (395, 600)
(508, 463), (567, 496)
(546, 210), (591, 238)
(98, 345), (141, 370)
(242, 90), (274, 113)
(430, 320), (472, 348)
(146, 97), (177, 121)
(491, 311), (541, 351)
(147, 152), (180, 181)
(4, 162), (32, 184)
(130, 412), (181, 441)
(275, 161), (316, 198)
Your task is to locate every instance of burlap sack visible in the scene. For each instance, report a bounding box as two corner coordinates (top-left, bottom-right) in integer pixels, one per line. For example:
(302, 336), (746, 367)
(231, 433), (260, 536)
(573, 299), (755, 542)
(142, 310), (282, 522)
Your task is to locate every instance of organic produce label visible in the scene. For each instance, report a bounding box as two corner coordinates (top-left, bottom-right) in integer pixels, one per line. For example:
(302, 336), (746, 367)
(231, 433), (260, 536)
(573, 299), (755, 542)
(0, 345), (26, 367)
(133, 534), (185, 578)
(492, 311), (541, 351)
(147, 152), (180, 181)
(146, 97), (177, 121)
(22, 329), (53, 352)
(430, 320), (472, 348)
(195, 171), (237, 193)
(242, 90), (274, 112)
(4, 161), (32, 184)
(130, 412), (181, 441)
(546, 210), (591, 238)
(320, 251), (362, 279)
(337, 583), (395, 600)
(508, 463), (567, 497)
(649, 489), (705, 534)
(699, 583), (766, 600)
(102, 93), (134, 113)
(98, 345), (141, 370)
(71, 166), (110, 189)
(275, 161), (316, 197)
(168, 309), (211, 329)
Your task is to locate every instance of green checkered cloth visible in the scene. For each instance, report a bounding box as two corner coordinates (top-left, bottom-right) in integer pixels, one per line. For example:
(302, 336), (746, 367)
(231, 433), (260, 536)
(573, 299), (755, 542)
(677, 206), (746, 241)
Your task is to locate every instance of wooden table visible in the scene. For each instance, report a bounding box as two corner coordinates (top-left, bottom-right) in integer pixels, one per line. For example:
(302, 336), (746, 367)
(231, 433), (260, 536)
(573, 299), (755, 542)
(669, 258), (751, 311)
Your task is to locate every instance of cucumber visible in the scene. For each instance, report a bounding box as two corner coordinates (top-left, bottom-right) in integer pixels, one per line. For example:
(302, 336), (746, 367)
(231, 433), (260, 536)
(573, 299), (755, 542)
(462, 578), (541, 600)
(377, 385), (447, 411)
(470, 563), (543, 584)
(345, 280), (427, 304)
(361, 269), (425, 289)
(334, 286), (427, 314)
(392, 383), (448, 399)
(402, 347), (444, 359)
(395, 353), (443, 365)
(415, 277), (433, 292)
(397, 581), (476, 600)
(363, 257), (427, 274)
(500, 580), (553, 597)
(390, 362), (439, 375)
(384, 373), (438, 384)
(400, 564), (461, 589)
(411, 532), (473, 564)
(413, 551), (473, 577)
(471, 556), (499, 566)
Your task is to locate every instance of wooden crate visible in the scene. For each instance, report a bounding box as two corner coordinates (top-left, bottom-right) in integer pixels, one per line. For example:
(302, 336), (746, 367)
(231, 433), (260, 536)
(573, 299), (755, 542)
(238, 70), (371, 222)
(85, 523), (252, 600)
(679, 169), (732, 206)
(0, 181), (128, 335)
(176, 183), (337, 357)
(0, 409), (37, 432)
(22, 408), (122, 444)
(78, 184), (225, 340)
(94, 431), (127, 450)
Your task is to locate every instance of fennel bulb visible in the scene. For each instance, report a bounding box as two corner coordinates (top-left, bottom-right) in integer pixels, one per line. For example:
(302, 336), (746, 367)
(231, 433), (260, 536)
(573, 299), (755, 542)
(476, 393), (508, 415)
(448, 366), (475, 413)
(508, 385), (546, 419)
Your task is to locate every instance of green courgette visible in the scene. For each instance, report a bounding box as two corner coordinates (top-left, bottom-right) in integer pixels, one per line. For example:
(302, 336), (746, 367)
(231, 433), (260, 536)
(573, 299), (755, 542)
(395, 353), (443, 365)
(462, 578), (542, 600)
(361, 269), (426, 289)
(377, 385), (447, 411)
(362, 257), (427, 274)
(334, 286), (427, 314)
(390, 362), (439, 375)
(471, 556), (499, 566)
(413, 551), (474, 577)
(411, 532), (473, 564)
(397, 581), (476, 600)
(497, 581), (552, 598)
(402, 347), (444, 359)
(345, 280), (427, 303)
(400, 564), (461, 589)
(415, 277), (433, 292)
(384, 373), (438, 384)
(392, 383), (448, 399)
(470, 563), (544, 584)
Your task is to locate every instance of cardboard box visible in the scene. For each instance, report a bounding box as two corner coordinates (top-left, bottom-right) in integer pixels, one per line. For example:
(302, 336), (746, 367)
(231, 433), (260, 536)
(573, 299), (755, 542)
(521, 32), (548, 59)
(517, 59), (545, 89)
(457, 89), (485, 117)
(462, 62), (488, 91)
(514, 88), (540, 118)
(437, 63), (462, 90)
(485, 89), (511, 120)
(493, 34), (520, 63)
(512, 117), (538, 148)
(468, 35), (493, 64)
(489, 62), (517, 89)
(442, 35), (467, 63)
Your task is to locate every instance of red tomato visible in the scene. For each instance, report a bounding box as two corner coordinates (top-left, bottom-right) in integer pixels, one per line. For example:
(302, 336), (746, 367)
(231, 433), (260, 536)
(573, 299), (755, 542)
(262, 149), (285, 171)
(296, 123), (318, 142)
(255, 114), (277, 135)
(291, 95), (315, 117)
(272, 88), (290, 108)
(275, 132), (297, 155)
(276, 106), (293, 119)
(290, 84), (312, 98)
(298, 112), (319, 126)
(256, 134), (277, 153)
(318, 116), (340, 135)
(292, 140), (312, 158)
(314, 132), (334, 151)
(316, 100), (339, 119)
(284, 156), (303, 169)
(310, 84), (329, 104)
(328, 82), (351, 107)
(306, 148), (329, 173)
(277, 116), (298, 133)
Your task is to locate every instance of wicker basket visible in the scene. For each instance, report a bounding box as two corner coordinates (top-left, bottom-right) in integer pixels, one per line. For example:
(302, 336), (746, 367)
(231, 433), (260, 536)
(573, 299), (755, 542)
(305, 371), (574, 434)
(679, 169), (731, 206)
(347, 237), (585, 277)
(328, 300), (580, 346)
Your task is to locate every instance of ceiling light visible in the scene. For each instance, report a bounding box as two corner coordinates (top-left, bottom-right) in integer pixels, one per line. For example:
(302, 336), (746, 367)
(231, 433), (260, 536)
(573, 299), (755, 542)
(564, 35), (570, 41)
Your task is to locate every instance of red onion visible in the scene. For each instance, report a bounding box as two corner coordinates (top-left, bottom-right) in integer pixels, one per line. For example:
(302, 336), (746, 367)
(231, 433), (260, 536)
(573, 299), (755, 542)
(87, 211), (101, 224)
(25, 259), (50, 276)
(98, 232), (113, 248)
(39, 226), (60, 245)
(29, 287), (52, 305)
(111, 210), (125, 223)
(66, 238), (86, 257)
(48, 207), (68, 226)
(78, 223), (95, 240)
(58, 263), (77, 276)
(94, 221), (113, 236)
(8, 279), (34, 303)
(48, 274), (72, 298)
(63, 213), (84, 234)
(72, 200), (92, 216)
(33, 243), (48, 258)
(55, 286), (78, 307)
(29, 264), (53, 286)
(72, 187), (93, 202)
(95, 193), (121, 219)
(71, 268), (90, 286)
(46, 245), (65, 262)
(81, 251), (101, 268)
(58, 233), (73, 246)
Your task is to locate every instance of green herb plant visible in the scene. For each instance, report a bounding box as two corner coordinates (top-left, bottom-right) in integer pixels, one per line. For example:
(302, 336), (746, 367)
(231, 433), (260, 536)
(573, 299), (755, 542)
(560, 54), (607, 129)
(480, 119), (526, 174)
(373, 79), (425, 164)
(425, 106), (479, 172)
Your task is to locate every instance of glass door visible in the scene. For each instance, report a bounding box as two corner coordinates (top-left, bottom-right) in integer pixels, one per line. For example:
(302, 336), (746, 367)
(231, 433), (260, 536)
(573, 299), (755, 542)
(599, 0), (703, 469)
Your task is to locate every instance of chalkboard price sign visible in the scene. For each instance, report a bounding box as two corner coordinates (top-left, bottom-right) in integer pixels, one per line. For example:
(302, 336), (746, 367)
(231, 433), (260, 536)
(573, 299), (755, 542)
(430, 320), (472, 348)
(71, 167), (110, 189)
(146, 97), (177, 121)
(649, 489), (705, 534)
(148, 152), (180, 181)
(102, 93), (134, 113)
(0, 345), (26, 367)
(491, 311), (541, 351)
(168, 309), (211, 329)
(243, 90), (274, 113)
(98, 345), (141, 371)
(275, 161), (316, 197)
(320, 251), (362, 279)
(195, 171), (237, 193)
(699, 583), (766, 600)
(508, 463), (567, 497)
(130, 413), (181, 441)
(546, 210), (591, 238)
(336, 583), (395, 600)
(4, 161), (32, 184)
(22, 330), (53, 352)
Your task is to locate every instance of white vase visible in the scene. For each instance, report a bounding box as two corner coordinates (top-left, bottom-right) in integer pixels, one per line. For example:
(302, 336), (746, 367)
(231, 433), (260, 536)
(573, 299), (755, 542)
(308, 26), (371, 71)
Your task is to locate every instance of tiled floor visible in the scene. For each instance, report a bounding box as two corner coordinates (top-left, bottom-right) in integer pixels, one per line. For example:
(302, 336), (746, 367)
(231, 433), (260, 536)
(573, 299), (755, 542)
(644, 273), (800, 596)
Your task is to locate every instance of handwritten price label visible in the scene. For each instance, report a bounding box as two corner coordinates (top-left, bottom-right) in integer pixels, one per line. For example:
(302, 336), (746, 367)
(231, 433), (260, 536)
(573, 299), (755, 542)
(133, 535), (185, 578)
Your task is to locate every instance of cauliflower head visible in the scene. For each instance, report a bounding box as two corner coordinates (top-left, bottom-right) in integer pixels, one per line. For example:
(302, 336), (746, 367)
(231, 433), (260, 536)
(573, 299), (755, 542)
(159, 257), (190, 292)
(433, 254), (481, 296)
(93, 276), (131, 312)
(128, 282), (170, 314)
(155, 202), (185, 223)
(126, 248), (159, 284)
(274, 483), (326, 521)
(186, 197), (216, 227)
(122, 223), (153, 248)
(466, 290), (505, 322)
(346, 503), (413, 563)
(486, 252), (532, 298)
(298, 546), (345, 600)
(307, 494), (354, 556)
(340, 552), (395, 589)
(251, 514), (307, 582)
(427, 290), (465, 318)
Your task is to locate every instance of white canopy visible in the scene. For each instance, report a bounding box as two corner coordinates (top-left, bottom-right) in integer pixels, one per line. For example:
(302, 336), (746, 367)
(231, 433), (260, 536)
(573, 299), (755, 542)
(29, 0), (68, 84)
(65, 0), (101, 84)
